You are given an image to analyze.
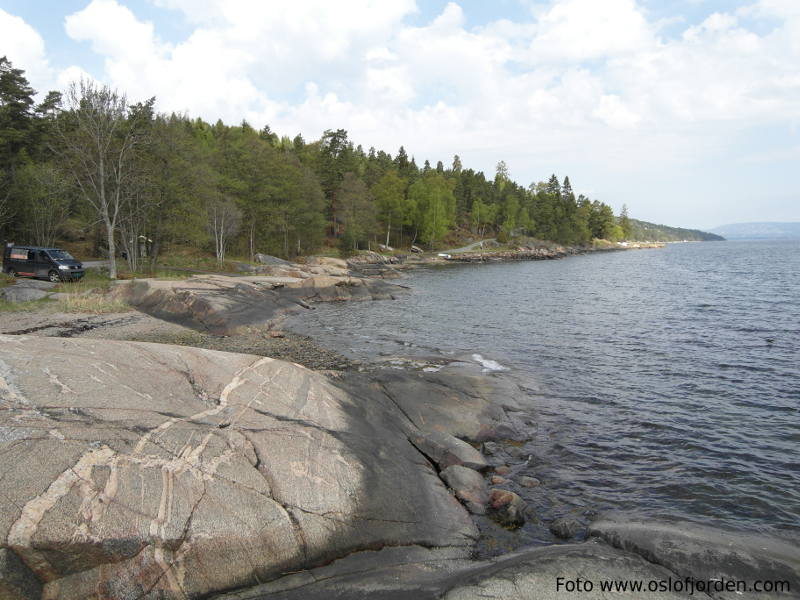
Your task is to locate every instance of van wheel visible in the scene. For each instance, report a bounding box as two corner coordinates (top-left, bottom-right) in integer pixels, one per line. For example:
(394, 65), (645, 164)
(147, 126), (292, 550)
(48, 270), (61, 283)
(7, 268), (16, 277)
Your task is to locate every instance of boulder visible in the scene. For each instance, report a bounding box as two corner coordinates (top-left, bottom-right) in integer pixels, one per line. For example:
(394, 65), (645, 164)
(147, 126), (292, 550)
(408, 429), (488, 471)
(440, 466), (489, 515)
(0, 286), (48, 303)
(549, 517), (581, 540)
(487, 489), (527, 528)
(0, 336), (477, 599)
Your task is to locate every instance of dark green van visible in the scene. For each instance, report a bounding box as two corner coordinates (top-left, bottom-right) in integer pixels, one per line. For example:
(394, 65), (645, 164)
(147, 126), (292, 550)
(2, 243), (85, 282)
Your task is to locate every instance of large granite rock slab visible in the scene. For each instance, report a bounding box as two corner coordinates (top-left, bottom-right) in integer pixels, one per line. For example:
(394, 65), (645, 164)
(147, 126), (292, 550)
(217, 521), (800, 599)
(214, 540), (693, 599)
(113, 274), (408, 335)
(0, 335), (475, 599)
(589, 517), (800, 599)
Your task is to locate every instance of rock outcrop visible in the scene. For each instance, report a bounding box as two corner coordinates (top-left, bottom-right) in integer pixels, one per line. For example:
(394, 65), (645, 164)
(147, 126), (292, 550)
(113, 274), (408, 335)
(213, 518), (800, 599)
(0, 279), (57, 303)
(589, 517), (800, 598)
(346, 251), (404, 279)
(0, 335), (476, 599)
(343, 365), (528, 442)
(236, 253), (403, 279)
(211, 540), (696, 599)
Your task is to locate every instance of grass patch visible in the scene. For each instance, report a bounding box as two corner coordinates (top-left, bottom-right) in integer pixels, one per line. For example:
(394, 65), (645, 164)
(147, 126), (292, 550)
(55, 293), (131, 314)
(0, 273), (14, 289)
(53, 270), (113, 294)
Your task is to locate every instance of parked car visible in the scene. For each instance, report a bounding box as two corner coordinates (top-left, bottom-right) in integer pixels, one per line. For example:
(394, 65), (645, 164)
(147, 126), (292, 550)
(2, 243), (85, 282)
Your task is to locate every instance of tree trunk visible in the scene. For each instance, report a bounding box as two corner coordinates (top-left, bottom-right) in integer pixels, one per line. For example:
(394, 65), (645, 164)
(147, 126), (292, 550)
(249, 220), (255, 262)
(105, 218), (117, 279)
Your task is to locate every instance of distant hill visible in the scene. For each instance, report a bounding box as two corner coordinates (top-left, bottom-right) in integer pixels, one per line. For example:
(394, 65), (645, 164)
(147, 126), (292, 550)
(709, 222), (800, 240)
(629, 219), (725, 242)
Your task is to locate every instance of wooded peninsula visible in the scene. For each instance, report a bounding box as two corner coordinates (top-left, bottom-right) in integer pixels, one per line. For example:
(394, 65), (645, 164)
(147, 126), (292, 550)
(0, 57), (719, 279)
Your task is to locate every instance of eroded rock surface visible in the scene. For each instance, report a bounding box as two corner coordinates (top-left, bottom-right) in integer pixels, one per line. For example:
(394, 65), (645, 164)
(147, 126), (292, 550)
(113, 273), (408, 335)
(589, 517), (800, 599)
(213, 540), (693, 600)
(0, 335), (475, 599)
(344, 363), (528, 442)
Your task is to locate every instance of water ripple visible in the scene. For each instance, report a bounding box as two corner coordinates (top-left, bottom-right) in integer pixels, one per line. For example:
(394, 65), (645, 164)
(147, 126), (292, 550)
(289, 240), (800, 536)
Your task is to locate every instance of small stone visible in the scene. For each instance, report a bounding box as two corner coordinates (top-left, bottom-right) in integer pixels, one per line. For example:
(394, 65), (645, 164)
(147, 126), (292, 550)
(269, 331), (286, 338)
(488, 489), (527, 528)
(482, 441), (499, 455)
(519, 476), (540, 488)
(494, 465), (511, 476)
(550, 517), (581, 540)
(490, 475), (508, 485)
(507, 446), (524, 458)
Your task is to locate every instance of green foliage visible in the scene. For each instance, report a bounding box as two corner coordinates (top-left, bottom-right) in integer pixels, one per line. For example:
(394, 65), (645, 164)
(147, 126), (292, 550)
(371, 169), (410, 247)
(627, 218), (723, 242)
(619, 204), (632, 240)
(408, 173), (455, 248)
(0, 57), (649, 262)
(336, 172), (377, 250)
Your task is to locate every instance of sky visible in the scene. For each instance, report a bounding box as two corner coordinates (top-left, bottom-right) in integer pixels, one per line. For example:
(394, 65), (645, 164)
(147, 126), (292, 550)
(1, 0), (799, 230)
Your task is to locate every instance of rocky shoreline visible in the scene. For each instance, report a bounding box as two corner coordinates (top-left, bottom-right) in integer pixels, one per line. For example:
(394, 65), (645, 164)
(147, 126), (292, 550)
(2, 249), (799, 599)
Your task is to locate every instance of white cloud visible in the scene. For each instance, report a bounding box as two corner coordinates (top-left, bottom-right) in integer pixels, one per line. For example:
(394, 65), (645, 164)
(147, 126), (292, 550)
(6, 0), (788, 224)
(0, 9), (53, 92)
(593, 95), (642, 128)
(65, 0), (160, 58)
(527, 0), (655, 62)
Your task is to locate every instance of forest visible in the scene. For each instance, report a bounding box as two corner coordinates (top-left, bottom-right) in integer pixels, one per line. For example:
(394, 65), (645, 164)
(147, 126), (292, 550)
(2, 56), (638, 278)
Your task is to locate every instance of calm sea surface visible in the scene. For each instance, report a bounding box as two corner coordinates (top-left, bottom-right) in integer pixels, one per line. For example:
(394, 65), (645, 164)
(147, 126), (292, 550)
(290, 241), (800, 539)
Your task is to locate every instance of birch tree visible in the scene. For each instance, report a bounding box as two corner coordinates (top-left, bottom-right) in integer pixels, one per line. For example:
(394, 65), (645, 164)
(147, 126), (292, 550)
(207, 197), (241, 264)
(14, 163), (71, 247)
(53, 80), (151, 278)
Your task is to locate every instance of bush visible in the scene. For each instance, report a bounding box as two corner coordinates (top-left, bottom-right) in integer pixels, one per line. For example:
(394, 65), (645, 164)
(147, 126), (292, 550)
(496, 230), (509, 244)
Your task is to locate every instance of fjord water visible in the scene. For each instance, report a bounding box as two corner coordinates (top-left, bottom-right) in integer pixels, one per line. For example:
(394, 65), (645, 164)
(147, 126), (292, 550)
(292, 241), (800, 538)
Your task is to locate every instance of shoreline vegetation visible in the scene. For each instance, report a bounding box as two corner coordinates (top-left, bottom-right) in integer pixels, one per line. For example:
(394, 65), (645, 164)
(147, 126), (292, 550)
(1, 56), (721, 286)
